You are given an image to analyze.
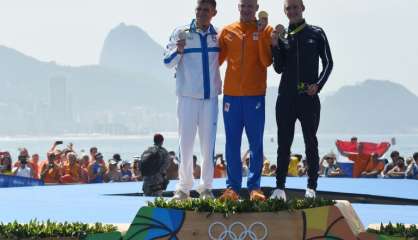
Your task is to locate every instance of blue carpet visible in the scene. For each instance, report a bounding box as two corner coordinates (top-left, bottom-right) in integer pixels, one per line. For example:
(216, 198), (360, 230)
(0, 177), (416, 226)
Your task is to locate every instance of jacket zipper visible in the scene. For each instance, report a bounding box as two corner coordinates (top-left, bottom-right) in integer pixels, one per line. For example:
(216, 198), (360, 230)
(296, 37), (301, 92)
(240, 32), (246, 95)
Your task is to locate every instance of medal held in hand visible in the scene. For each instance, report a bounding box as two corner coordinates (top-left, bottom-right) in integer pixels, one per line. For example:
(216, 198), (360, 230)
(275, 24), (290, 49)
(257, 11), (268, 31)
(178, 30), (187, 41)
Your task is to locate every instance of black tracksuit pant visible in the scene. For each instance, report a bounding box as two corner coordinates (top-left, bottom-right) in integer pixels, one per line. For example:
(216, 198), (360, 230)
(275, 93), (321, 190)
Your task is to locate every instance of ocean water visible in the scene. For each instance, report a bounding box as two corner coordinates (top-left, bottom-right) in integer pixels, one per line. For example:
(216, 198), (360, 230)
(0, 133), (417, 163)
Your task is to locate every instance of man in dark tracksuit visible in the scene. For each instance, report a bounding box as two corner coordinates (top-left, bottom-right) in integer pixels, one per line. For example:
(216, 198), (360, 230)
(270, 0), (333, 200)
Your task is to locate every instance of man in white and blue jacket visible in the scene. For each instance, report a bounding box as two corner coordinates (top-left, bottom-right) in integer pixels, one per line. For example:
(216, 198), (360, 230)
(164, 0), (221, 200)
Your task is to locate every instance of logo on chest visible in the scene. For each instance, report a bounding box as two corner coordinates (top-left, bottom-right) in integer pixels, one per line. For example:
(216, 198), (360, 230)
(253, 32), (259, 41)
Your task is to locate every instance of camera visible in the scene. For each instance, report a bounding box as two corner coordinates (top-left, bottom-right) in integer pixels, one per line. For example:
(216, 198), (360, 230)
(18, 155), (28, 164)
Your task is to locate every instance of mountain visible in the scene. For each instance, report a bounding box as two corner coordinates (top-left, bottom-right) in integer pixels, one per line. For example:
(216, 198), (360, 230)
(99, 23), (170, 80)
(319, 79), (418, 133)
(0, 25), (177, 135)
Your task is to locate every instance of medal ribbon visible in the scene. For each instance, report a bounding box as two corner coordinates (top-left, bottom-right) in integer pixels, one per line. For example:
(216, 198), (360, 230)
(288, 23), (306, 36)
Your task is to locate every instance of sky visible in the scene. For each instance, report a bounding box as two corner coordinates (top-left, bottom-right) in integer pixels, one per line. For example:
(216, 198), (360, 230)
(1, 0), (418, 94)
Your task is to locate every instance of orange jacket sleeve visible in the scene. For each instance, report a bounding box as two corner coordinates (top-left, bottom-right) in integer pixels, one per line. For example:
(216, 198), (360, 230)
(218, 29), (228, 66)
(258, 26), (273, 67)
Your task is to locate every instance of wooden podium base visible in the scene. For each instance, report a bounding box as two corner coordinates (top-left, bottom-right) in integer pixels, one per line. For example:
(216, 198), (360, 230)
(87, 201), (404, 240)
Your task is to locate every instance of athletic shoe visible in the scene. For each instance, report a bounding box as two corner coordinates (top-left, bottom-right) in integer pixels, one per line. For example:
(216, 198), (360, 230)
(219, 188), (239, 202)
(250, 189), (266, 201)
(270, 188), (287, 201)
(305, 188), (316, 198)
(199, 189), (214, 200)
(172, 190), (189, 201)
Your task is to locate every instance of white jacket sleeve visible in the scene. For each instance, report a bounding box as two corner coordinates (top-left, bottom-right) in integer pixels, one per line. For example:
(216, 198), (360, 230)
(163, 28), (183, 69)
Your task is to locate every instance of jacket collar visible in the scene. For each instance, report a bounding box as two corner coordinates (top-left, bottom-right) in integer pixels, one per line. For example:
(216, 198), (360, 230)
(189, 19), (217, 35)
(289, 19), (306, 31)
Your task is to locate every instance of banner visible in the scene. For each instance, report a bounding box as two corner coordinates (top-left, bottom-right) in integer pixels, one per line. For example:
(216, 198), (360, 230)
(0, 174), (44, 188)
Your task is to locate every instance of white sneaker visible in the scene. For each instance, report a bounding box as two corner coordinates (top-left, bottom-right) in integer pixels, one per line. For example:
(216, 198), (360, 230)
(199, 189), (214, 200)
(305, 188), (316, 198)
(270, 188), (287, 201)
(172, 190), (189, 201)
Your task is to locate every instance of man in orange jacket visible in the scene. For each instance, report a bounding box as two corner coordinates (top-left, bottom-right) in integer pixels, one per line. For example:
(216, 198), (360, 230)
(218, 0), (272, 201)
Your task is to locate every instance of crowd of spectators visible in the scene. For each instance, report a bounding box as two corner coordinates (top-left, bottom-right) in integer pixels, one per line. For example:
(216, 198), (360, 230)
(1, 139), (417, 187)
(317, 150), (418, 179)
(0, 142), (145, 184)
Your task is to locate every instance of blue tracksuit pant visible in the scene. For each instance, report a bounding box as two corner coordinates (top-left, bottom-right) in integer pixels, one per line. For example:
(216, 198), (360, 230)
(223, 95), (265, 192)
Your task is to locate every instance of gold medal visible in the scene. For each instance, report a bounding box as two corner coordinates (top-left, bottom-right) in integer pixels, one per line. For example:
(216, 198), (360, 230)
(258, 11), (268, 19)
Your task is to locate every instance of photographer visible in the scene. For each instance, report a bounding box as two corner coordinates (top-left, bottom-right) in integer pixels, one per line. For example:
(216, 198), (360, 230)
(40, 152), (61, 184)
(140, 134), (170, 197)
(13, 155), (33, 178)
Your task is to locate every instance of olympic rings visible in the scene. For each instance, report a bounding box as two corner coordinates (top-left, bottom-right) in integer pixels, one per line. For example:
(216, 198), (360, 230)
(208, 221), (268, 240)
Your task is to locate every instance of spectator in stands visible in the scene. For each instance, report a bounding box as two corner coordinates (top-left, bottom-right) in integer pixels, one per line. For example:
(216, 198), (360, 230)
(385, 156), (406, 178)
(132, 159), (142, 181)
(193, 155), (201, 179)
(88, 152), (106, 183)
(120, 160), (133, 182)
(360, 153), (385, 178)
(242, 150), (270, 176)
(60, 152), (80, 184)
(346, 144), (372, 178)
(13, 155), (33, 178)
(269, 164), (277, 176)
(112, 153), (122, 164)
(13, 148), (30, 169)
(288, 155), (301, 177)
(405, 153), (418, 179)
(28, 154), (41, 179)
(166, 151), (179, 180)
(47, 141), (63, 165)
(40, 153), (61, 184)
(79, 154), (90, 183)
(61, 144), (74, 159)
(383, 150), (400, 175)
(53, 150), (64, 165)
(214, 153), (226, 178)
(242, 157), (250, 177)
(262, 160), (271, 176)
(104, 159), (122, 182)
(89, 147), (98, 163)
(318, 154), (329, 176)
(298, 159), (308, 177)
(0, 152), (12, 175)
(19, 148), (30, 158)
(324, 153), (344, 177)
